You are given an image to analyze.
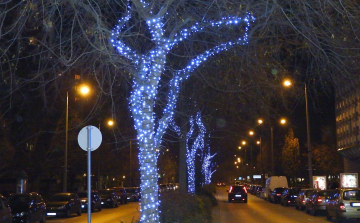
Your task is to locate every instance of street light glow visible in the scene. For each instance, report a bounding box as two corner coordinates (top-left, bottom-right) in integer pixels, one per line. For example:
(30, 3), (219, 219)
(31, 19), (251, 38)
(79, 84), (90, 95)
(249, 130), (254, 136)
(107, 119), (115, 126)
(242, 141), (246, 145)
(280, 118), (286, 124)
(257, 141), (260, 145)
(283, 79), (292, 87)
(258, 119), (263, 124)
(238, 146), (242, 150)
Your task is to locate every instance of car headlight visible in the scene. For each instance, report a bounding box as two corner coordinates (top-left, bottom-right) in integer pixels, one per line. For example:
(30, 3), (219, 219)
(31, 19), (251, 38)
(14, 212), (26, 217)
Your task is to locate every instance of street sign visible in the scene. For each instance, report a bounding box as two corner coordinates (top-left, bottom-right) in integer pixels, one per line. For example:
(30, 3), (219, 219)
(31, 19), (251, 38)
(77, 125), (102, 223)
(78, 126), (102, 151)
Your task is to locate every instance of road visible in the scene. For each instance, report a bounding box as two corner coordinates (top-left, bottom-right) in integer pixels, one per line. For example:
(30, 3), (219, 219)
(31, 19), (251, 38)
(44, 189), (360, 223)
(46, 202), (140, 223)
(212, 186), (360, 223)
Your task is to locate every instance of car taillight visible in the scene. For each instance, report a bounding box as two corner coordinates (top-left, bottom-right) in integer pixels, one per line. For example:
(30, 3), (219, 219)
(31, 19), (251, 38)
(276, 193), (281, 196)
(243, 187), (247, 193)
(339, 203), (346, 211)
(317, 198), (322, 203)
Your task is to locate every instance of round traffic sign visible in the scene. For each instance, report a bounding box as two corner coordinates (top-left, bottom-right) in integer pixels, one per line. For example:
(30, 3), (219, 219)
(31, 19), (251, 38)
(78, 125), (102, 151)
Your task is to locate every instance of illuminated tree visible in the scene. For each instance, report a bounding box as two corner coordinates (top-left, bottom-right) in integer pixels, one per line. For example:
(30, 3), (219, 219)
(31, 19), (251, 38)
(111, 1), (253, 221)
(201, 141), (216, 186)
(186, 112), (206, 194)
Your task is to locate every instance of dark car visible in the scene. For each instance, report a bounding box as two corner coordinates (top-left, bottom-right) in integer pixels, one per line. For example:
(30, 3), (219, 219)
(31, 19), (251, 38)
(46, 193), (81, 217)
(255, 186), (263, 197)
(112, 187), (127, 204)
(8, 192), (46, 223)
(78, 191), (101, 212)
(270, 187), (287, 204)
(227, 185), (248, 203)
(280, 187), (301, 206)
(125, 187), (140, 202)
(295, 188), (314, 210)
(306, 189), (332, 215)
(0, 194), (12, 223)
(98, 189), (118, 208)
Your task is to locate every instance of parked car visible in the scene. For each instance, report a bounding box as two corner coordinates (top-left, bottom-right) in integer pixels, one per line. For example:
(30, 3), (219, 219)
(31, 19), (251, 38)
(46, 193), (81, 217)
(0, 194), (12, 223)
(264, 176), (288, 200)
(125, 187), (140, 202)
(269, 187), (287, 204)
(305, 189), (332, 215)
(326, 188), (360, 222)
(98, 189), (118, 208)
(255, 186), (263, 197)
(8, 192), (46, 223)
(280, 187), (301, 206)
(294, 188), (314, 210)
(112, 187), (127, 204)
(158, 184), (168, 193)
(227, 185), (248, 203)
(78, 191), (101, 212)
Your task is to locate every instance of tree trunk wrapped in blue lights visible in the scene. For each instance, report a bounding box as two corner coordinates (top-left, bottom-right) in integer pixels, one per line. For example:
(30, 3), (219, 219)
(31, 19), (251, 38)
(111, 0), (254, 221)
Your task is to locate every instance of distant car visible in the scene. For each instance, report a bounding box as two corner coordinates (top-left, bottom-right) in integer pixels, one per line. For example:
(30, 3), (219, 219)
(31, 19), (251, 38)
(280, 187), (301, 206)
(8, 192), (46, 223)
(269, 187), (287, 204)
(78, 191), (101, 212)
(112, 187), (127, 204)
(46, 193), (81, 217)
(227, 185), (248, 203)
(255, 186), (263, 197)
(0, 194), (12, 223)
(125, 187), (140, 202)
(158, 184), (168, 193)
(98, 189), (118, 208)
(295, 188), (314, 210)
(305, 189), (332, 215)
(326, 188), (360, 222)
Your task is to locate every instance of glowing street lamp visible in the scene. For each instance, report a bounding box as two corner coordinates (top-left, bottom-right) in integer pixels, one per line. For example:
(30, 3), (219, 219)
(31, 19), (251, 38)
(257, 118), (287, 175)
(283, 79), (313, 186)
(107, 119), (115, 126)
(64, 83), (91, 192)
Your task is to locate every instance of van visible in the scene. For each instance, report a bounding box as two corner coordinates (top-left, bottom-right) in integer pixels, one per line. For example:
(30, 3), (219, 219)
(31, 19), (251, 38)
(264, 176), (288, 200)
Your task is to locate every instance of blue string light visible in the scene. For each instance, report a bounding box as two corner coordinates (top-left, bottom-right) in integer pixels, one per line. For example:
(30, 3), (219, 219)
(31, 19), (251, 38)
(202, 136), (217, 186)
(111, 0), (254, 221)
(186, 112), (206, 194)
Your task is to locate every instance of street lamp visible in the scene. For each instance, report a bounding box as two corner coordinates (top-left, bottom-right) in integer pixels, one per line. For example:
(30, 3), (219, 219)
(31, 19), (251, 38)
(64, 84), (91, 192)
(258, 118), (286, 175)
(283, 79), (312, 187)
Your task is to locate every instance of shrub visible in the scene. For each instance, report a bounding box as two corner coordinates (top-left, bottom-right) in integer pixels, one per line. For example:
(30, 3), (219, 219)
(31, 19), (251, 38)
(159, 190), (215, 223)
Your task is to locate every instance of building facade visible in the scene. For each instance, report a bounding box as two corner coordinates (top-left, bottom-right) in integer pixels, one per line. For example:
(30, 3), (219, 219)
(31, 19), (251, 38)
(336, 77), (360, 174)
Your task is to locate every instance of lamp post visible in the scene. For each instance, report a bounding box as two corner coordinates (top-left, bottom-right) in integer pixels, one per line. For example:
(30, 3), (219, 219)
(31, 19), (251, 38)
(63, 84), (91, 192)
(283, 80), (312, 187)
(258, 118), (286, 176)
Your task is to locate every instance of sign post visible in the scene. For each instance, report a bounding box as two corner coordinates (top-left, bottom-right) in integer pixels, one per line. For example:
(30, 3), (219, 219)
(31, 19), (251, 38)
(78, 126), (102, 223)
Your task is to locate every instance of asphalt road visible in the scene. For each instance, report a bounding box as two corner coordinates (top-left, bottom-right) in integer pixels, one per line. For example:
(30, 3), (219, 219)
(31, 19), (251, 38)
(44, 189), (360, 223)
(212, 186), (360, 223)
(45, 202), (140, 223)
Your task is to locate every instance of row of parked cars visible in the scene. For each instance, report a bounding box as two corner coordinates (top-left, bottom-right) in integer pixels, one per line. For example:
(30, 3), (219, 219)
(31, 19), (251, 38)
(248, 183), (360, 222)
(0, 186), (141, 223)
